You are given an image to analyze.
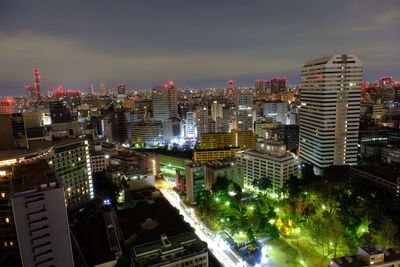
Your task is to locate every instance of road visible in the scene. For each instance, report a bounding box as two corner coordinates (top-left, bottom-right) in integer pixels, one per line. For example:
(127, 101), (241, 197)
(159, 187), (247, 267)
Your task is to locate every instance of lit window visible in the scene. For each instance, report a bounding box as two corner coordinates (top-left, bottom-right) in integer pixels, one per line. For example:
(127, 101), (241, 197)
(5, 218), (9, 223)
(1, 193), (5, 198)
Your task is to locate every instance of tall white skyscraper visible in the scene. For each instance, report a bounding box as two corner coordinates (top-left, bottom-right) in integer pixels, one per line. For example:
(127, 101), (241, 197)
(152, 82), (177, 122)
(299, 54), (362, 174)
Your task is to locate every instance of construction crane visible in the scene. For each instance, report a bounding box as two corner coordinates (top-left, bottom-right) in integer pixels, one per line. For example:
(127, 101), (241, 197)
(33, 68), (41, 99)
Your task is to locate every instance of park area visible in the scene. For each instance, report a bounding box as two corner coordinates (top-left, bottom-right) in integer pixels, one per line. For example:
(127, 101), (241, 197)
(191, 165), (400, 266)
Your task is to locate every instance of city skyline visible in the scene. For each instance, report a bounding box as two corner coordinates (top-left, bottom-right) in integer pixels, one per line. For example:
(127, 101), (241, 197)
(0, 0), (400, 96)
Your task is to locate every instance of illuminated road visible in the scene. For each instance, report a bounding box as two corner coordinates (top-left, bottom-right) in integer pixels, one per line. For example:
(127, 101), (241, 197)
(159, 187), (247, 267)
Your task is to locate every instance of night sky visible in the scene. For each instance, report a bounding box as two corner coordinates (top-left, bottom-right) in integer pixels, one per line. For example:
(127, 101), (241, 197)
(0, 0), (399, 96)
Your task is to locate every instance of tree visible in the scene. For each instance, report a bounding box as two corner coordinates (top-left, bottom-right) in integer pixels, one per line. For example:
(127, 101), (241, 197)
(381, 218), (398, 248)
(93, 171), (118, 204)
(213, 175), (229, 192)
(253, 177), (272, 192)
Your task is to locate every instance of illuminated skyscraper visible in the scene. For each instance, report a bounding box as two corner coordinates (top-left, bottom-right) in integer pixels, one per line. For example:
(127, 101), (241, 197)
(235, 91), (254, 131)
(152, 82), (177, 122)
(48, 138), (93, 210)
(299, 54), (362, 174)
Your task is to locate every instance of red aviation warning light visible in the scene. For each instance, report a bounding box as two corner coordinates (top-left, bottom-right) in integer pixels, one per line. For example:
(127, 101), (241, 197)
(228, 80), (234, 85)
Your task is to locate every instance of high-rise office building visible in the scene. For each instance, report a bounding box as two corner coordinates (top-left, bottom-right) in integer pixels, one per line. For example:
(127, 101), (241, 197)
(48, 138), (93, 210)
(184, 112), (196, 138)
(235, 91), (254, 131)
(211, 101), (224, 121)
(299, 54), (362, 174)
(152, 82), (177, 122)
(11, 160), (74, 267)
(263, 101), (288, 124)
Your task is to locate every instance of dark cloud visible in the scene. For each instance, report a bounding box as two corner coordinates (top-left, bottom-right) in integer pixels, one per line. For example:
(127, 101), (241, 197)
(0, 0), (399, 96)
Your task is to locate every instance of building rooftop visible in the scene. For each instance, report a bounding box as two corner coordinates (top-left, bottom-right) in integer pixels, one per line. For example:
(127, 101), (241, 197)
(351, 166), (400, 183)
(132, 232), (207, 267)
(331, 246), (400, 267)
(240, 148), (297, 162)
(0, 140), (53, 161)
(195, 147), (240, 152)
(205, 158), (238, 170)
(12, 159), (58, 194)
(117, 189), (192, 247)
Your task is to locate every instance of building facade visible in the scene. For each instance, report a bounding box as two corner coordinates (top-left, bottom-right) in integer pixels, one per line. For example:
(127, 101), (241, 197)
(237, 139), (299, 192)
(300, 54), (362, 174)
(48, 138), (94, 210)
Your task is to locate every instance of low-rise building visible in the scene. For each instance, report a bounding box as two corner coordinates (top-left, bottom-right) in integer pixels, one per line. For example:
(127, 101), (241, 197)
(330, 245), (400, 267)
(91, 150), (109, 173)
(132, 233), (208, 267)
(350, 166), (400, 195)
(109, 165), (155, 192)
(193, 147), (240, 163)
(204, 159), (243, 190)
(237, 138), (299, 192)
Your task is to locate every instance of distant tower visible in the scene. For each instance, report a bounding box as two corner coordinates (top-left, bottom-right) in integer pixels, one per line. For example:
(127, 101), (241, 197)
(228, 80), (234, 99)
(152, 81), (177, 121)
(88, 85), (94, 95)
(25, 68), (42, 101)
(33, 68), (41, 100)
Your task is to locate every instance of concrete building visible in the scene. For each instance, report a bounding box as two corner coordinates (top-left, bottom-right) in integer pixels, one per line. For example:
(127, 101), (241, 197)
(235, 91), (254, 131)
(205, 159), (244, 190)
(0, 99), (16, 115)
(184, 112), (196, 138)
(200, 130), (256, 150)
(185, 162), (206, 204)
(152, 83), (177, 122)
(263, 101), (288, 124)
(193, 147), (240, 163)
(50, 101), (72, 124)
(11, 160), (74, 267)
(162, 117), (183, 143)
(211, 101), (224, 121)
(109, 165), (155, 192)
(350, 166), (400, 195)
(237, 138), (299, 192)
(48, 138), (94, 210)
(0, 113), (28, 151)
(300, 54), (362, 174)
(330, 245), (400, 267)
(131, 233), (208, 267)
(131, 121), (163, 146)
(90, 150), (109, 173)
(0, 140), (53, 262)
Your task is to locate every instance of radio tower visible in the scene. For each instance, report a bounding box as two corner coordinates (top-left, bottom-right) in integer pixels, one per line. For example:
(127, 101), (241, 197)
(33, 68), (42, 99)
